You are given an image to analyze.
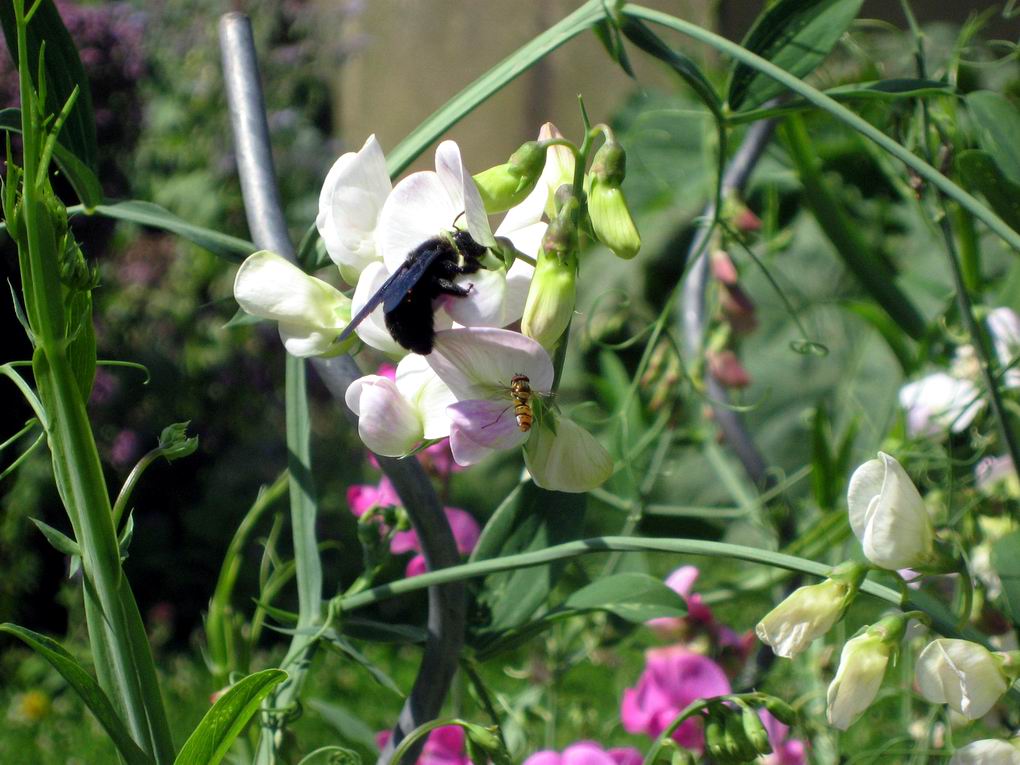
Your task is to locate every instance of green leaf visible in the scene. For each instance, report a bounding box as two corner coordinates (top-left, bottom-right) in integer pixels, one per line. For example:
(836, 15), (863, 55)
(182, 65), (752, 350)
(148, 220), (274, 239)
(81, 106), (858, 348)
(308, 699), (381, 752)
(0, 106), (102, 207)
(76, 201), (255, 262)
(321, 632), (404, 697)
(174, 669), (287, 765)
(957, 150), (1020, 234)
(966, 91), (1020, 185)
(593, 19), (635, 79)
(727, 0), (865, 110)
(620, 17), (721, 118)
(0, 624), (152, 765)
(562, 572), (687, 623)
(0, 1), (98, 169)
(844, 300), (918, 375)
(29, 517), (80, 557)
(992, 531), (1020, 627)
(470, 482), (586, 637)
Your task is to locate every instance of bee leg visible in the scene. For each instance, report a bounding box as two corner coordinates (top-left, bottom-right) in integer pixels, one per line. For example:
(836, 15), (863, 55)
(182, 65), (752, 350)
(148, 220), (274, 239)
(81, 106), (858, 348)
(435, 278), (472, 297)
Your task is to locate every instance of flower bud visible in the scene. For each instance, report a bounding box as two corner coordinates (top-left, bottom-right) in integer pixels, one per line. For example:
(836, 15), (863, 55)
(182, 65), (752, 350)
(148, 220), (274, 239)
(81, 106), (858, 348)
(949, 739), (1020, 765)
(740, 705), (772, 756)
(521, 198), (579, 349)
(755, 563), (865, 658)
(587, 141), (640, 260)
(762, 697), (797, 727)
(233, 250), (354, 358)
(473, 140), (546, 213)
(915, 639), (1012, 719)
(847, 452), (940, 571)
(463, 723), (509, 765)
(826, 615), (906, 730)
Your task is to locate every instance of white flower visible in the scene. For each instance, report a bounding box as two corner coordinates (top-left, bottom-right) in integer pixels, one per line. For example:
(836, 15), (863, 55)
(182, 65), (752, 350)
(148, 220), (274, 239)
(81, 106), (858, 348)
(426, 327), (612, 492)
(899, 373), (984, 438)
(344, 355), (455, 457)
(899, 307), (1020, 438)
(316, 134), (392, 278)
(847, 452), (935, 570)
(915, 639), (1009, 719)
(233, 250), (351, 358)
(826, 619), (903, 730)
(755, 578), (853, 659)
(949, 740), (1020, 765)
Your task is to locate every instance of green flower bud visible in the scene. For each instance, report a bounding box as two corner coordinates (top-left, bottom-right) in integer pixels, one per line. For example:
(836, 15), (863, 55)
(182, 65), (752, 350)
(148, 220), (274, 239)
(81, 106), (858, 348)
(158, 421), (199, 462)
(587, 143), (640, 259)
(704, 711), (728, 762)
(521, 236), (577, 350)
(740, 705), (772, 756)
(762, 696), (797, 727)
(463, 723), (509, 765)
(724, 711), (755, 763)
(473, 140), (546, 213)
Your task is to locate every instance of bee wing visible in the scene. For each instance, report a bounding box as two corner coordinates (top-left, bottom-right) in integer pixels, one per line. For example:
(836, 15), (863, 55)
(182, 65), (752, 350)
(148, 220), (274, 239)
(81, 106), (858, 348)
(335, 244), (446, 345)
(381, 242), (446, 313)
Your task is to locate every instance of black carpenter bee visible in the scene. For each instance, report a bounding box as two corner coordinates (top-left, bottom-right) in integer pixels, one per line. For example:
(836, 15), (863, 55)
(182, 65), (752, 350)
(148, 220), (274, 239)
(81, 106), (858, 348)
(337, 228), (487, 355)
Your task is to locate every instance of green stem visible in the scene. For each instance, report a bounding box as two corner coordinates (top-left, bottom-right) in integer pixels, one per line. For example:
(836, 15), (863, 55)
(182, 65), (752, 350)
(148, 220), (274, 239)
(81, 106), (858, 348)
(623, 4), (1020, 254)
(206, 471), (289, 686)
(12, 3), (172, 761)
(111, 448), (160, 528)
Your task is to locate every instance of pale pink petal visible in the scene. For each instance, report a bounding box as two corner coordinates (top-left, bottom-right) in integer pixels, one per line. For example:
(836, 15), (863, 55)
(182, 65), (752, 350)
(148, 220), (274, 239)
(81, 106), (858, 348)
(395, 354), (456, 439)
(429, 327), (555, 400)
(436, 140), (495, 248)
(378, 171), (460, 272)
(345, 376), (422, 457)
(448, 400), (529, 451)
(899, 373), (984, 437)
(351, 261), (405, 354)
(445, 267), (508, 327)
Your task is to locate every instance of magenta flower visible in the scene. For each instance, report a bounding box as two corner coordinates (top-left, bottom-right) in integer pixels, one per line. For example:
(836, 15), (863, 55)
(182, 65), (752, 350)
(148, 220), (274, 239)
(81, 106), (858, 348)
(376, 725), (470, 765)
(646, 566), (714, 635)
(760, 711), (807, 765)
(346, 479), (480, 577)
(523, 742), (643, 765)
(620, 646), (731, 751)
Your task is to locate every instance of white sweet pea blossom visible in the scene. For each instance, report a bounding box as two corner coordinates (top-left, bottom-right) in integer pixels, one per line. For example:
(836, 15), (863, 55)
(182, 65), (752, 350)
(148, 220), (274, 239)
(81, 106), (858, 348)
(847, 452), (935, 570)
(316, 134), (391, 278)
(755, 570), (862, 659)
(899, 307), (1020, 438)
(949, 739), (1020, 765)
(916, 639), (1011, 720)
(233, 250), (351, 358)
(826, 617), (905, 730)
(344, 354), (456, 457)
(426, 327), (612, 492)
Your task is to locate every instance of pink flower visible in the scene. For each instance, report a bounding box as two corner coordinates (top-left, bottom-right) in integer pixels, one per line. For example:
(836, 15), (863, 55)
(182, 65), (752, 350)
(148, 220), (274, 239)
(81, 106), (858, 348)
(376, 725), (470, 765)
(523, 742), (643, 765)
(647, 566), (713, 634)
(346, 482), (480, 577)
(760, 711), (807, 765)
(620, 646), (731, 751)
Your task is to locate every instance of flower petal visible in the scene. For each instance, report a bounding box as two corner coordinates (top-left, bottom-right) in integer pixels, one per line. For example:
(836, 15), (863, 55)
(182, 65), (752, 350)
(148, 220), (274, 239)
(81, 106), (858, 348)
(345, 375), (423, 457)
(316, 135), (391, 274)
(445, 267), (508, 327)
(899, 373), (984, 437)
(429, 327), (555, 400)
(234, 250), (348, 328)
(524, 417), (613, 493)
(395, 353), (456, 439)
(277, 322), (338, 358)
(351, 261), (406, 354)
(436, 140), (495, 248)
(916, 639), (1008, 719)
(447, 399), (529, 465)
(377, 171), (460, 273)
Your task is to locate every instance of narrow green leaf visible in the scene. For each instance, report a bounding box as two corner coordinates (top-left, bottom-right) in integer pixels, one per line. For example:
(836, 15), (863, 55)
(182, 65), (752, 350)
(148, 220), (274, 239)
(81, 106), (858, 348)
(562, 572), (687, 622)
(620, 17), (721, 118)
(0, 0), (98, 169)
(810, 405), (835, 510)
(173, 669), (287, 765)
(470, 482), (586, 637)
(844, 300), (918, 374)
(322, 632), (404, 697)
(593, 19), (635, 79)
(308, 699), (382, 752)
(30, 517), (80, 557)
(728, 0), (865, 110)
(0, 624), (152, 765)
(992, 531), (1020, 627)
(0, 106), (102, 207)
(76, 200), (254, 262)
(957, 150), (1020, 234)
(966, 91), (1020, 185)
